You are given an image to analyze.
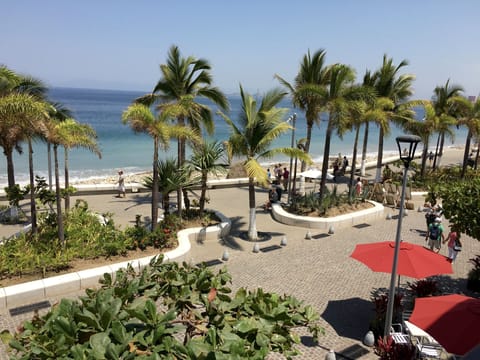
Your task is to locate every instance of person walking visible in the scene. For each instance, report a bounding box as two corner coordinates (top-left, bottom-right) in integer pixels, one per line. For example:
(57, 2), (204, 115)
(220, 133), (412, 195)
(355, 177), (363, 196)
(444, 225), (462, 262)
(282, 167), (289, 190)
(425, 217), (445, 253)
(117, 170), (126, 198)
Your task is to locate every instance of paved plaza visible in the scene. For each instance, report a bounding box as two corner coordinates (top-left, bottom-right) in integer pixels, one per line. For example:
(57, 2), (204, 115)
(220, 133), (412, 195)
(1, 185), (479, 359)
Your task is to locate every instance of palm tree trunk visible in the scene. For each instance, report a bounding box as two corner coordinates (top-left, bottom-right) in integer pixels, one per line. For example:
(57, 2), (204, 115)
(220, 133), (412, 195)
(360, 123), (369, 177)
(47, 143), (53, 191)
(420, 141), (428, 178)
(433, 134), (441, 169)
(475, 146), (479, 170)
(177, 117), (186, 214)
(28, 139), (37, 235)
(199, 171), (208, 213)
(54, 144), (64, 246)
(247, 177), (258, 241)
(64, 147), (70, 211)
(349, 125), (360, 190)
(437, 133), (445, 168)
(461, 129), (472, 178)
(152, 138), (159, 231)
(375, 126), (384, 183)
(5, 147), (16, 188)
(302, 123), (313, 172)
(319, 120), (333, 201)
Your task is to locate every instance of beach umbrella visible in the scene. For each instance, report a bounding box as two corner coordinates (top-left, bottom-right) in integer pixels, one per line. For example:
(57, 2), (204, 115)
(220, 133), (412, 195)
(350, 241), (452, 279)
(409, 294), (480, 355)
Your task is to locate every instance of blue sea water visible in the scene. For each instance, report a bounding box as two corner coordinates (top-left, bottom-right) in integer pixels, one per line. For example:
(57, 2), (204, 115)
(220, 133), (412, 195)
(1, 87), (468, 187)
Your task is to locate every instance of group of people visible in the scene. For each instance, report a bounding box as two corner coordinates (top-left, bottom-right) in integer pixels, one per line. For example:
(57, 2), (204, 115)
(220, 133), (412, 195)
(268, 164), (290, 189)
(264, 164), (291, 210)
(424, 204), (462, 262)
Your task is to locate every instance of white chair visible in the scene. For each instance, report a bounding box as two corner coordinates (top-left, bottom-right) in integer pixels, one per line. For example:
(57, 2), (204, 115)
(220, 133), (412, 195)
(416, 336), (444, 359)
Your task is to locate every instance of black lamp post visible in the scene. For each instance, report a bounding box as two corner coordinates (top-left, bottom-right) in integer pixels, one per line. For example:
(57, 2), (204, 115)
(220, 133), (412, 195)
(384, 135), (421, 337)
(287, 113), (296, 203)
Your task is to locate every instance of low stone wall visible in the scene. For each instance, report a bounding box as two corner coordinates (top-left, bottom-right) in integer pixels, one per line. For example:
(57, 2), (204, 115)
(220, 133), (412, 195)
(271, 201), (384, 230)
(0, 211), (231, 311)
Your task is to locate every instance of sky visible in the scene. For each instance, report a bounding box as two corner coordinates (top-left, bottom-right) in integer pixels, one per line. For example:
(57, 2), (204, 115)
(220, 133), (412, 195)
(2, 0), (480, 99)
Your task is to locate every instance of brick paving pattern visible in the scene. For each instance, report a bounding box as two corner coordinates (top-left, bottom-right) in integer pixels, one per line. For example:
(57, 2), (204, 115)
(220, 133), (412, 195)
(1, 186), (479, 359)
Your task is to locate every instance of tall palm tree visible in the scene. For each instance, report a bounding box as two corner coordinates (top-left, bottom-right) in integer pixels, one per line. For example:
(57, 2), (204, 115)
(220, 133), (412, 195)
(122, 103), (197, 230)
(372, 55), (416, 182)
(186, 140), (228, 214)
(430, 80), (465, 169)
(55, 118), (102, 211)
(311, 64), (366, 201)
(143, 45), (229, 211)
(402, 103), (437, 177)
(359, 70), (377, 176)
(46, 102), (73, 190)
(455, 96), (480, 177)
(0, 93), (49, 228)
(219, 86), (310, 241)
(275, 49), (329, 171)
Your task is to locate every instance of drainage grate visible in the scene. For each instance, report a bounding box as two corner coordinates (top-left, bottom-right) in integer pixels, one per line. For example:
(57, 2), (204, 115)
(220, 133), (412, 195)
(260, 245), (282, 253)
(312, 233), (330, 239)
(9, 300), (51, 317)
(353, 223), (371, 229)
(196, 259), (223, 267)
(337, 344), (369, 359)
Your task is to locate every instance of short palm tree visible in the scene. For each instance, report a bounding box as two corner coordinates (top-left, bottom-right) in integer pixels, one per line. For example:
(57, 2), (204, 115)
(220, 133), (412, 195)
(219, 86), (311, 241)
(55, 118), (102, 211)
(275, 49), (329, 171)
(143, 159), (194, 216)
(186, 140), (228, 214)
(122, 103), (197, 230)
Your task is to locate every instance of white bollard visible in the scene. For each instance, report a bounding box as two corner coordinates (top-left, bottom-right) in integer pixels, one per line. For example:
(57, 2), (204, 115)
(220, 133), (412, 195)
(305, 230), (312, 240)
(222, 249), (229, 261)
(363, 330), (375, 347)
(325, 349), (336, 360)
(386, 213), (392, 220)
(252, 242), (260, 253)
(328, 225), (335, 235)
(280, 235), (287, 246)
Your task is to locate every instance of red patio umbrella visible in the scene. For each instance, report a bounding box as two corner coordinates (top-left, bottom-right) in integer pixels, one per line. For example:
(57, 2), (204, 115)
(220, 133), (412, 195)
(409, 294), (480, 355)
(350, 241), (452, 279)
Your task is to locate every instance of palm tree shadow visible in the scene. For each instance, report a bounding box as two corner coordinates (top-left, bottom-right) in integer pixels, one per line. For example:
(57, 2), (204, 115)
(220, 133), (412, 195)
(222, 216), (247, 250)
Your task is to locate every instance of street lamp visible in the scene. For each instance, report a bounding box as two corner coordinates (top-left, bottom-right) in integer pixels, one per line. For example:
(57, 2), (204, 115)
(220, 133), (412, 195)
(287, 113), (296, 203)
(384, 135), (421, 337)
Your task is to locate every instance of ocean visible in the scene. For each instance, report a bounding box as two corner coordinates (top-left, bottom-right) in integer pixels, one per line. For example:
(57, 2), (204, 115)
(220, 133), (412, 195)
(1, 87), (468, 187)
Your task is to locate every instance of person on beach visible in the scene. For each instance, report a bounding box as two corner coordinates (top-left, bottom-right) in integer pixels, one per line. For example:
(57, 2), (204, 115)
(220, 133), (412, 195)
(444, 225), (462, 262)
(341, 156), (348, 175)
(425, 217), (445, 253)
(267, 168), (272, 181)
(117, 170), (126, 198)
(428, 151), (434, 166)
(275, 164), (283, 181)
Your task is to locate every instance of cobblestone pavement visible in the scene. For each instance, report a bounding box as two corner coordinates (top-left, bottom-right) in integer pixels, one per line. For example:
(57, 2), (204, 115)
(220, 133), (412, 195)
(1, 186), (479, 359)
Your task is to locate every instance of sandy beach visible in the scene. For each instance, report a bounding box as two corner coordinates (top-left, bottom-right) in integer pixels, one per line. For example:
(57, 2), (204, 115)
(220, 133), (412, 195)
(69, 145), (468, 187)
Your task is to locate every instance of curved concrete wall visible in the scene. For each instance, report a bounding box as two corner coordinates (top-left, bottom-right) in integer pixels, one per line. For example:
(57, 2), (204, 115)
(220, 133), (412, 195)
(0, 210), (231, 311)
(271, 201), (384, 230)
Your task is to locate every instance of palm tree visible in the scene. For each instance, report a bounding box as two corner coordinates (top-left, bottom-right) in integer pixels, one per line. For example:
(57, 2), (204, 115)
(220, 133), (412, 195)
(143, 45), (229, 211)
(46, 102), (73, 190)
(219, 86), (310, 241)
(143, 159), (194, 216)
(359, 70), (377, 176)
(55, 118), (102, 210)
(186, 140), (228, 214)
(402, 103), (437, 177)
(275, 49), (329, 171)
(456, 96), (480, 177)
(122, 103), (197, 230)
(430, 80), (465, 169)
(311, 64), (367, 201)
(372, 55), (416, 182)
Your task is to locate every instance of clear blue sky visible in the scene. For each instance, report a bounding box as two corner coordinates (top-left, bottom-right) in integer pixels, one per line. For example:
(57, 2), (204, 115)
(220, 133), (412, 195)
(2, 0), (479, 99)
